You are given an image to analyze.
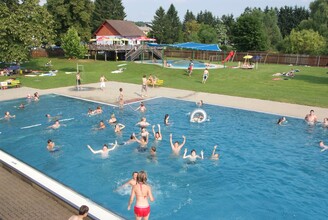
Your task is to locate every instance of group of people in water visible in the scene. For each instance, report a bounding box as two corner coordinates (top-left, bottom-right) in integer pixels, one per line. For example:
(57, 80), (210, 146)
(3, 91), (328, 220)
(277, 109), (328, 152)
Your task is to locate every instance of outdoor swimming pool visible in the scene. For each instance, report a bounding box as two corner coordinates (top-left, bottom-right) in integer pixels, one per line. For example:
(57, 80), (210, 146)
(1, 95), (328, 219)
(140, 59), (223, 69)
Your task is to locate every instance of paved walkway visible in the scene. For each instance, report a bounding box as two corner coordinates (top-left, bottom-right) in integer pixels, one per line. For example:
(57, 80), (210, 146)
(0, 82), (327, 219)
(0, 166), (75, 220)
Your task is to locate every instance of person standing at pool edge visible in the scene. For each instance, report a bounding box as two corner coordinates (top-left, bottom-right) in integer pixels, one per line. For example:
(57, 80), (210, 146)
(76, 71), (81, 90)
(141, 75), (148, 97)
(128, 171), (154, 220)
(118, 88), (124, 109)
(99, 75), (107, 91)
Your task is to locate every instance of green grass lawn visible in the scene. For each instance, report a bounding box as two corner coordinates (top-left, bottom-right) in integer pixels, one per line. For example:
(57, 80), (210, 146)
(2, 57), (328, 107)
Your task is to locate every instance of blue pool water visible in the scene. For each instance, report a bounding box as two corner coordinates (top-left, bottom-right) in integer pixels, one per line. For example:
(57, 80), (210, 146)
(141, 59), (221, 69)
(1, 95), (328, 219)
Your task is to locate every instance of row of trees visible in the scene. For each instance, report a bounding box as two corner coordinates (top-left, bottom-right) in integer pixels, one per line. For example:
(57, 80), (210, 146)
(150, 1), (327, 55)
(0, 0), (327, 62)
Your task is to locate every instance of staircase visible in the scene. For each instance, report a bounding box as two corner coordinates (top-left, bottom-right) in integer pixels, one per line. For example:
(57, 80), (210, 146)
(125, 45), (163, 61)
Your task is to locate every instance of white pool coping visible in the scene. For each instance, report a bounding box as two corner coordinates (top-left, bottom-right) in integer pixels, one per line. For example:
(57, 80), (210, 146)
(0, 150), (124, 220)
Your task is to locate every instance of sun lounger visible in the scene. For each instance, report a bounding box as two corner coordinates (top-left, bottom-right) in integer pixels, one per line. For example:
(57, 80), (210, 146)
(147, 79), (164, 86)
(1, 79), (21, 89)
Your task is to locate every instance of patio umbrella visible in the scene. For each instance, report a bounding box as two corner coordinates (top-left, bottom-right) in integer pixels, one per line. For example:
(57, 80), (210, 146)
(243, 55), (253, 59)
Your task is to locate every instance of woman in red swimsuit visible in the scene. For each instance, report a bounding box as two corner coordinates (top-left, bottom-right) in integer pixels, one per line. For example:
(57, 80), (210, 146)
(128, 171), (154, 220)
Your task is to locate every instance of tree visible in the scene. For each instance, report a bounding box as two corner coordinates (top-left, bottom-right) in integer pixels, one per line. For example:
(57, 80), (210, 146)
(232, 12), (268, 51)
(221, 14), (235, 46)
(197, 10), (217, 26)
(198, 24), (217, 44)
(215, 21), (228, 46)
(182, 10), (196, 32)
(263, 8), (283, 50)
(92, 0), (126, 32)
(184, 20), (200, 42)
(0, 0), (54, 62)
(149, 7), (166, 44)
(46, 0), (94, 43)
(285, 29), (326, 55)
(61, 27), (87, 59)
(299, 1), (328, 40)
(164, 4), (182, 43)
(277, 6), (309, 37)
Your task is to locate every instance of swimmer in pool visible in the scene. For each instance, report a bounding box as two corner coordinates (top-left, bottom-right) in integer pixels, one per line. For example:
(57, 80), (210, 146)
(211, 145), (219, 160)
(141, 127), (149, 138)
(152, 124), (162, 141)
(3, 111), (15, 119)
(164, 114), (170, 125)
(119, 133), (137, 146)
(45, 114), (62, 121)
(127, 171), (154, 219)
(322, 118), (328, 128)
(319, 141), (328, 152)
(305, 110), (317, 124)
(150, 146), (157, 157)
(277, 117), (287, 125)
(114, 123), (125, 133)
(134, 134), (148, 147)
(136, 117), (150, 128)
(170, 133), (186, 155)
(46, 139), (55, 151)
(108, 114), (117, 124)
(87, 141), (118, 158)
(191, 114), (204, 123)
(196, 100), (203, 107)
(135, 102), (147, 112)
(117, 171), (138, 191)
(94, 106), (103, 114)
(18, 103), (25, 109)
(96, 120), (106, 130)
(34, 92), (39, 101)
(47, 120), (60, 129)
(183, 148), (204, 161)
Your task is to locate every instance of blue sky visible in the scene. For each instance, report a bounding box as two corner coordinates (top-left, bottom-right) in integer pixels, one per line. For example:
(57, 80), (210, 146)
(40, 0), (312, 22)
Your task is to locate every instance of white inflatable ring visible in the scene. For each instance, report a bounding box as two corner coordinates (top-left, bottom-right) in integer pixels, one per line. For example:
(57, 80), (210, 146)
(190, 108), (207, 123)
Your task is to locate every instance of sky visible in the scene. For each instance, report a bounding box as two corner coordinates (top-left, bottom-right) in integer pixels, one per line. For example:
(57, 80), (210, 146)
(40, 0), (312, 22)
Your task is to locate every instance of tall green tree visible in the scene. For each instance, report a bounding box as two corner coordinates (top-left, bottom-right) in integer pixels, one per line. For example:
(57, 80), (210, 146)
(299, 0), (328, 38)
(46, 0), (94, 43)
(221, 14), (235, 46)
(0, 0), (54, 62)
(263, 8), (283, 50)
(149, 7), (166, 44)
(92, 0), (126, 32)
(277, 6), (309, 37)
(164, 4), (182, 43)
(197, 10), (217, 26)
(198, 24), (217, 44)
(232, 11), (268, 51)
(182, 10), (196, 32)
(184, 20), (200, 42)
(61, 27), (87, 59)
(284, 29), (326, 55)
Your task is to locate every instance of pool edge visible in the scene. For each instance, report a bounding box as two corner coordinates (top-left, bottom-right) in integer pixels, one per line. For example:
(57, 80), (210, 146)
(0, 150), (125, 220)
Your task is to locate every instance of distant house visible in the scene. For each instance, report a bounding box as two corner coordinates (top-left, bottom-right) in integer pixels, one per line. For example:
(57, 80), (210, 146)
(138, 26), (152, 36)
(93, 20), (155, 46)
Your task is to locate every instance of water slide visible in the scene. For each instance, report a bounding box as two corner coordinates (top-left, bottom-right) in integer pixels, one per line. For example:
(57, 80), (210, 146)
(222, 51), (234, 63)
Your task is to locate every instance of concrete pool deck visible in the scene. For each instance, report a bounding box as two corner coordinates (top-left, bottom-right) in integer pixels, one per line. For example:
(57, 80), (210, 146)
(1, 82), (327, 219)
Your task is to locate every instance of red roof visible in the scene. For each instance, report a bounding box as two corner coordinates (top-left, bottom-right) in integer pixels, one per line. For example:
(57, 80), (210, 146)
(94, 20), (145, 38)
